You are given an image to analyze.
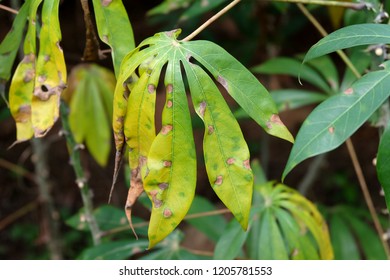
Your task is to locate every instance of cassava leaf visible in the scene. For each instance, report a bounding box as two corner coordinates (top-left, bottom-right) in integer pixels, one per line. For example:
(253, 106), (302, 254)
(270, 89), (327, 111)
(8, 0), (42, 143)
(283, 60), (390, 180)
(179, 0), (228, 22)
(252, 57), (331, 93)
(329, 215), (360, 260)
(0, 0), (30, 84)
(65, 64), (115, 167)
(92, 0), (135, 76)
(377, 123), (390, 211)
(184, 61), (253, 230)
(32, 0), (66, 137)
(114, 29), (292, 247)
(304, 23), (390, 63)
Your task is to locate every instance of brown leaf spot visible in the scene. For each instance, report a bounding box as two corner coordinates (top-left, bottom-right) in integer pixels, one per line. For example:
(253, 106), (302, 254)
(167, 100), (173, 108)
(38, 75), (47, 83)
(101, 0), (112, 6)
(116, 116), (124, 124)
(22, 53), (35, 63)
(158, 182), (169, 190)
(214, 175), (223, 186)
(208, 125), (214, 135)
(149, 190), (162, 209)
(163, 160), (172, 167)
(344, 88), (353, 95)
(163, 208), (172, 218)
(266, 114), (283, 129)
(291, 248), (299, 257)
(23, 69), (34, 83)
(14, 105), (31, 122)
(217, 75), (228, 91)
(243, 159), (251, 170)
(161, 125), (173, 135)
(199, 101), (206, 117)
(226, 158), (235, 165)
(166, 84), (173, 94)
(148, 84), (155, 94)
(44, 55), (50, 62)
(328, 126), (335, 134)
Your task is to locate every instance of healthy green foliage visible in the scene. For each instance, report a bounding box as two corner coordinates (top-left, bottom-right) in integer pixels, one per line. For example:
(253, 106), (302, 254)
(283, 61), (390, 179)
(63, 64), (115, 167)
(377, 123), (390, 210)
(113, 29), (292, 247)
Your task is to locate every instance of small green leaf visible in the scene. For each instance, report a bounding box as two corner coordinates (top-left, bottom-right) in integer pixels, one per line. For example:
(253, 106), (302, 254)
(213, 219), (248, 260)
(0, 0), (30, 82)
(377, 123), (390, 211)
(270, 89), (327, 111)
(304, 23), (390, 63)
(283, 61), (390, 179)
(329, 215), (360, 260)
(252, 57), (331, 93)
(79, 239), (149, 260)
(92, 0), (135, 76)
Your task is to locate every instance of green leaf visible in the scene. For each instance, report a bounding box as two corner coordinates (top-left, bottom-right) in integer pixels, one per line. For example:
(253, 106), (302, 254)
(66, 64), (115, 166)
(32, 0), (67, 137)
(79, 239), (149, 260)
(186, 195), (227, 242)
(179, 0), (228, 22)
(92, 0), (135, 76)
(184, 61), (253, 230)
(304, 23), (390, 63)
(0, 0), (30, 82)
(270, 89), (327, 111)
(329, 215), (360, 260)
(283, 61), (390, 179)
(213, 219), (248, 260)
(185, 40), (294, 143)
(377, 123), (390, 211)
(304, 55), (339, 92)
(252, 57), (331, 93)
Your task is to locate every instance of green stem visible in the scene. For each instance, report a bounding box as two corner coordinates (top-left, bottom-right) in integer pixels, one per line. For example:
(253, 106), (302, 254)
(60, 101), (101, 245)
(181, 0), (242, 42)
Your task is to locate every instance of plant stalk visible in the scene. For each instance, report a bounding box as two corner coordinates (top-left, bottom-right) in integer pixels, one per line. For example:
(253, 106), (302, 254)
(60, 101), (101, 245)
(272, 0), (368, 10)
(181, 0), (241, 42)
(297, 3), (390, 258)
(0, 4), (18, 14)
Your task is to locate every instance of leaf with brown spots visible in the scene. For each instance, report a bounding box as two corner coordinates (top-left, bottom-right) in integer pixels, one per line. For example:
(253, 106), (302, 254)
(283, 61), (390, 180)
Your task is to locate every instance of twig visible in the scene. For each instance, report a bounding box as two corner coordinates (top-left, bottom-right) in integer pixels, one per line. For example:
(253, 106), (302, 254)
(271, 0), (368, 10)
(297, 3), (390, 259)
(0, 158), (36, 182)
(60, 101), (102, 245)
(180, 0), (241, 42)
(297, 153), (327, 195)
(31, 138), (63, 260)
(0, 4), (18, 14)
(0, 200), (39, 231)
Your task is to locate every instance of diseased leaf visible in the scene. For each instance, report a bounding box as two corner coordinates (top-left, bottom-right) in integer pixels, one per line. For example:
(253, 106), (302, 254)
(304, 23), (390, 63)
(92, 0), (135, 76)
(283, 61), (390, 179)
(144, 60), (196, 248)
(8, 0), (43, 142)
(184, 61), (253, 230)
(32, 0), (66, 137)
(377, 123), (390, 211)
(184, 40), (294, 143)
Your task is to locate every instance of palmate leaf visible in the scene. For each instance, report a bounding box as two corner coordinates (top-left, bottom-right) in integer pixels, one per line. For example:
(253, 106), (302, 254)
(283, 61), (390, 179)
(113, 29), (292, 247)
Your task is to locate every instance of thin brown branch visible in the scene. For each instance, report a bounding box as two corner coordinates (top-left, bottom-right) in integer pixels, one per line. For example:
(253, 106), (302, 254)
(0, 200), (39, 231)
(0, 4), (18, 14)
(297, 3), (390, 259)
(0, 158), (36, 182)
